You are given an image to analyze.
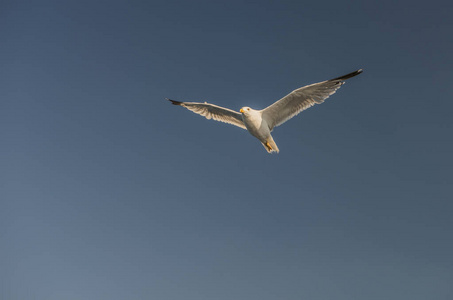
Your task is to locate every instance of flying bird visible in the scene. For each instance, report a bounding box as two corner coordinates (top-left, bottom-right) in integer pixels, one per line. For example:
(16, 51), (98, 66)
(167, 69), (362, 153)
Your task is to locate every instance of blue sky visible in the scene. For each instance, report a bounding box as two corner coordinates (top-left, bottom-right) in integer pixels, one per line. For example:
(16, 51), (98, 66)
(2, 0), (452, 299)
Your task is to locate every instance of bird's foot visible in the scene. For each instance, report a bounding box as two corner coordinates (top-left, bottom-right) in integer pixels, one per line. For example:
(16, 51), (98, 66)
(266, 142), (273, 151)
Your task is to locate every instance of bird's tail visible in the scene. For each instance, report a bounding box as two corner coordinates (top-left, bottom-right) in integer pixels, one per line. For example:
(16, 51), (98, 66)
(262, 136), (280, 153)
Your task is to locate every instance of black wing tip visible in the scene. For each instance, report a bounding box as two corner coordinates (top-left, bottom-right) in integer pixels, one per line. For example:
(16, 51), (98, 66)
(331, 69), (363, 81)
(166, 98), (183, 106)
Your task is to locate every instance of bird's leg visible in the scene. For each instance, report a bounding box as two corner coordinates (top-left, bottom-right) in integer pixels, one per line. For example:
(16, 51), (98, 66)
(266, 141), (273, 151)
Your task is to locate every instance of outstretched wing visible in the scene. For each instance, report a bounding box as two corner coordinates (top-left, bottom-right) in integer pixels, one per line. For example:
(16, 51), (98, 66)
(261, 69), (362, 130)
(167, 98), (246, 129)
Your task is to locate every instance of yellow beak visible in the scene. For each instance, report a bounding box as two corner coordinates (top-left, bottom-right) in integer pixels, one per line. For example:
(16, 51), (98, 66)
(240, 108), (244, 113)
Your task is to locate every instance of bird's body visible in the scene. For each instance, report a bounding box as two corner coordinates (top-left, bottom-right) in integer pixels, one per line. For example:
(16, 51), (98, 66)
(240, 107), (279, 152)
(168, 69), (362, 153)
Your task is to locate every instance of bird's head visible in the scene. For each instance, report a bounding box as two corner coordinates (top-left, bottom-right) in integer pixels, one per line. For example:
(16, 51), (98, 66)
(240, 107), (252, 114)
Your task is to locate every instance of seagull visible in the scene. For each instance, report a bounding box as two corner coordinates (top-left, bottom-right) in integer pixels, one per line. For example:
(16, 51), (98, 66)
(167, 69), (362, 153)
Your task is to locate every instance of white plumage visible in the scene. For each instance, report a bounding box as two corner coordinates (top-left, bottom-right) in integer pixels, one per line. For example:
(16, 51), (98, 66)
(168, 69), (362, 153)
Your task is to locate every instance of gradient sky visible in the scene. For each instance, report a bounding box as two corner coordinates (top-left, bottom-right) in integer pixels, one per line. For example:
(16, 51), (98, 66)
(2, 1), (452, 299)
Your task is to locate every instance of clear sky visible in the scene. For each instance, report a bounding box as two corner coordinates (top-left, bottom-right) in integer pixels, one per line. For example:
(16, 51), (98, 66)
(2, 0), (452, 299)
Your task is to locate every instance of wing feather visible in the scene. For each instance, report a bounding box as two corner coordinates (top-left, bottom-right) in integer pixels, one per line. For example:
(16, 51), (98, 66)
(261, 69), (362, 129)
(167, 99), (246, 129)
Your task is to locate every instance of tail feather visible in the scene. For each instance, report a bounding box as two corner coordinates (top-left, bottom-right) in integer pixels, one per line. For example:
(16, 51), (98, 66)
(261, 136), (280, 153)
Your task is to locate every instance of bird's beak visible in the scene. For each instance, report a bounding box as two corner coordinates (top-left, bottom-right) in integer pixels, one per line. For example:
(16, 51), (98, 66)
(240, 108), (244, 113)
